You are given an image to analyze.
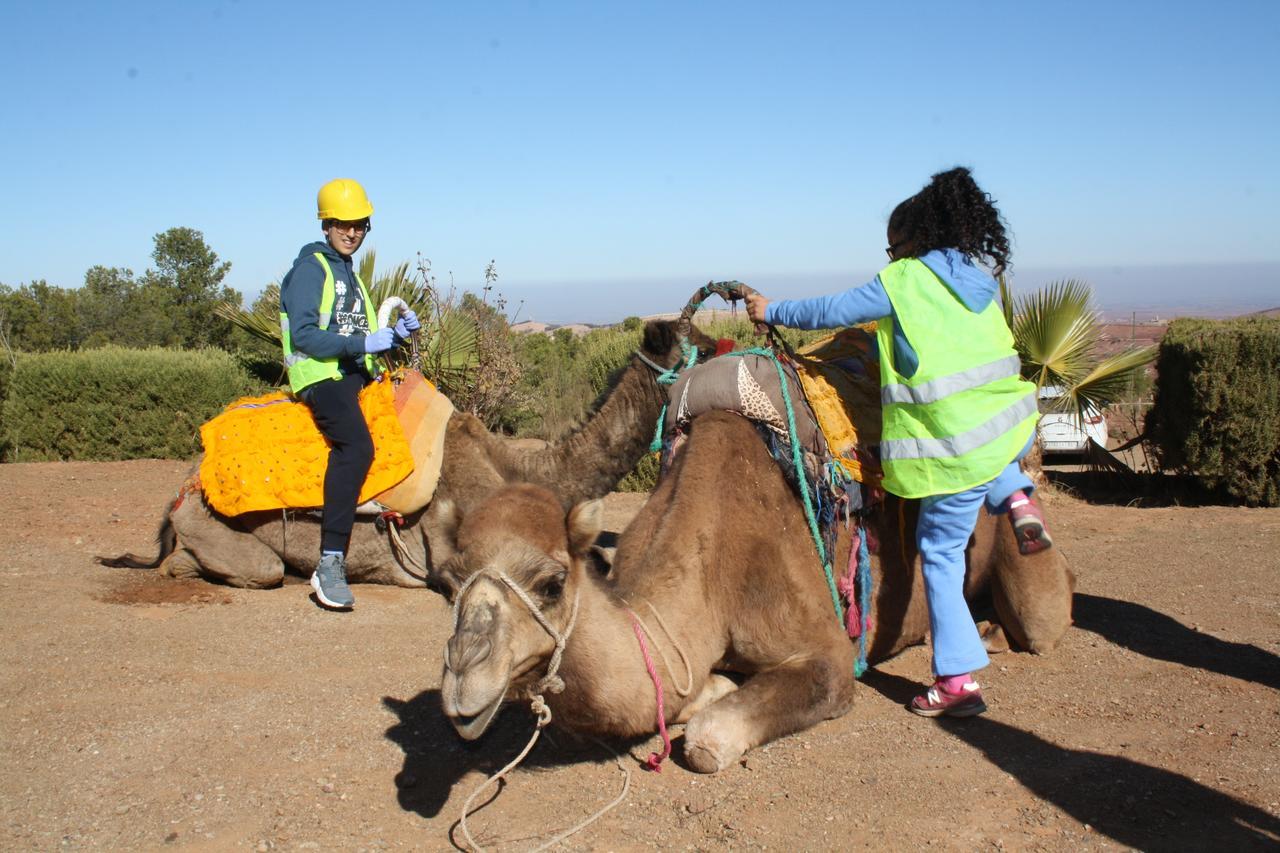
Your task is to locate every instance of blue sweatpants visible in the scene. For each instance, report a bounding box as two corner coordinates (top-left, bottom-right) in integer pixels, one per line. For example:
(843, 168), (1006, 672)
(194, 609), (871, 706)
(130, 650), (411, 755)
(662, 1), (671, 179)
(917, 437), (1034, 677)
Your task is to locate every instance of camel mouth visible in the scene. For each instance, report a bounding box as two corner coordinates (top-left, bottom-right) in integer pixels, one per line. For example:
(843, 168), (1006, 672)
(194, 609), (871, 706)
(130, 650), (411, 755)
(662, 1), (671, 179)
(448, 693), (504, 740)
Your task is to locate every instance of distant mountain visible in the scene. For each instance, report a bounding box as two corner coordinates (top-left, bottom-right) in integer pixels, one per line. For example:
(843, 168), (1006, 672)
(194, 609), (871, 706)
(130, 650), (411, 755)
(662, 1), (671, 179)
(1249, 307), (1280, 318)
(510, 319), (604, 336)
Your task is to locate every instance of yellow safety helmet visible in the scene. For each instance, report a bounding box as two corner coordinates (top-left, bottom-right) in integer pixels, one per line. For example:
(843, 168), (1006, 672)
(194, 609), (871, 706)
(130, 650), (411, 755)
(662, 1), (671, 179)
(316, 178), (374, 221)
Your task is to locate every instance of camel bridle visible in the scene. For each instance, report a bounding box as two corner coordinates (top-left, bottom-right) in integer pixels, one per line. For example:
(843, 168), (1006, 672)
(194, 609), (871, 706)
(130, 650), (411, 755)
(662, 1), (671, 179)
(447, 566), (581, 707)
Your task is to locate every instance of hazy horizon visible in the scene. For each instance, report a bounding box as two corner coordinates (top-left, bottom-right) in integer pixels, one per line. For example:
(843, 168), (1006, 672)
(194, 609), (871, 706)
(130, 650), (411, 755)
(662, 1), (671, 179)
(504, 260), (1280, 326)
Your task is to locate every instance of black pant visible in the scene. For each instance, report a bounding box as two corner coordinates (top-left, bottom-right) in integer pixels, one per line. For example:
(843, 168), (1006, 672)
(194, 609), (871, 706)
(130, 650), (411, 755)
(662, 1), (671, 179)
(302, 374), (374, 554)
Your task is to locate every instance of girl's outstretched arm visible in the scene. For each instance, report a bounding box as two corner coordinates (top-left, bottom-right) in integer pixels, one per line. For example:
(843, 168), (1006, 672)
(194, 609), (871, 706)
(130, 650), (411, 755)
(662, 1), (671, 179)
(763, 277), (891, 331)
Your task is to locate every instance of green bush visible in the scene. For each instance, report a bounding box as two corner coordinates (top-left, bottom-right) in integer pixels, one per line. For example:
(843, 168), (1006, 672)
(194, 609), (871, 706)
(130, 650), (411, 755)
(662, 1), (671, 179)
(0, 356), (13, 460)
(2, 347), (263, 462)
(508, 316), (832, 489)
(1146, 316), (1280, 506)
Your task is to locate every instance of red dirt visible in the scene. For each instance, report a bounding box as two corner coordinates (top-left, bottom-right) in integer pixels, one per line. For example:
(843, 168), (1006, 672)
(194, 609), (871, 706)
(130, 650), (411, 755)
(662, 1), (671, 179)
(1, 460), (1278, 850)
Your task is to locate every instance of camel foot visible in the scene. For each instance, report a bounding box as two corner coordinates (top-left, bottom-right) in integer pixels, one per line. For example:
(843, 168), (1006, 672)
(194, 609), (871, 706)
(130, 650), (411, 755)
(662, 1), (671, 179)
(682, 713), (749, 774)
(978, 621), (1010, 654)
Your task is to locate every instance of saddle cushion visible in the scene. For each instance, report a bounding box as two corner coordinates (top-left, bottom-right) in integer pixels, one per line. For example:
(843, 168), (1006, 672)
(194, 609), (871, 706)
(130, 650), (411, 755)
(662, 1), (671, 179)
(199, 376), (415, 516)
(663, 352), (828, 460)
(373, 370), (454, 514)
(791, 327), (883, 484)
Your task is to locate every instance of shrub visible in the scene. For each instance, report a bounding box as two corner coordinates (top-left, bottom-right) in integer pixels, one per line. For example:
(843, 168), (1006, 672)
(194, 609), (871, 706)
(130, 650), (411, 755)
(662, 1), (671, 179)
(2, 347), (262, 461)
(0, 356), (13, 460)
(1146, 317), (1280, 506)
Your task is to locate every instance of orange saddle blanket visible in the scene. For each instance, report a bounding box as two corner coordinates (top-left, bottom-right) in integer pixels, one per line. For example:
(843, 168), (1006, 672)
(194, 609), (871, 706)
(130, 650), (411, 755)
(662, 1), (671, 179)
(198, 372), (452, 517)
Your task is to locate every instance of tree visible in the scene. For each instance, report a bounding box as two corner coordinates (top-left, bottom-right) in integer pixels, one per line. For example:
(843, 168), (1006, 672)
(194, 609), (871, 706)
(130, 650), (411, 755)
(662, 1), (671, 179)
(79, 266), (174, 349)
(140, 227), (238, 349)
(0, 281), (82, 351)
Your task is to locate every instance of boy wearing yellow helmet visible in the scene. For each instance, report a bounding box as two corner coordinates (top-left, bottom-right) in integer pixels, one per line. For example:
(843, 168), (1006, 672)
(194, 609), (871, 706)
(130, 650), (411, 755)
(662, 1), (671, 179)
(279, 178), (420, 610)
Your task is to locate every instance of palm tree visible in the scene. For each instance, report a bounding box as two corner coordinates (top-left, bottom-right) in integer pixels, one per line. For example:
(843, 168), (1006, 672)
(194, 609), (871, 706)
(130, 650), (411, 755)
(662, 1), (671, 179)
(215, 249), (479, 396)
(1000, 277), (1156, 420)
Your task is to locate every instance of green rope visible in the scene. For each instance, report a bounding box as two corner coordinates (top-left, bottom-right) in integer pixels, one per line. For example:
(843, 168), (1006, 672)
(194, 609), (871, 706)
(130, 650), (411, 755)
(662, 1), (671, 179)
(725, 348), (844, 625)
(648, 340), (699, 453)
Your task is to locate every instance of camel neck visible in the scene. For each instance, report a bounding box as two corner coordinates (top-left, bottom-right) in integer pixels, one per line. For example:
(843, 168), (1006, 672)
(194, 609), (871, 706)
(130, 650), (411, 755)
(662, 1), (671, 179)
(505, 355), (666, 507)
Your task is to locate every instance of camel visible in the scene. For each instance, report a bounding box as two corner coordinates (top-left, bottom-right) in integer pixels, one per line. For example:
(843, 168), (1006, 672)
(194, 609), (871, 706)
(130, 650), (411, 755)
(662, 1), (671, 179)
(436, 410), (1075, 773)
(100, 321), (716, 589)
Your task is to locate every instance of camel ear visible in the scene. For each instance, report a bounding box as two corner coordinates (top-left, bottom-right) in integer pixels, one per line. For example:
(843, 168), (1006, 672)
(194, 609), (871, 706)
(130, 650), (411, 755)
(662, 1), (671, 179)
(566, 499), (605, 557)
(642, 320), (676, 360)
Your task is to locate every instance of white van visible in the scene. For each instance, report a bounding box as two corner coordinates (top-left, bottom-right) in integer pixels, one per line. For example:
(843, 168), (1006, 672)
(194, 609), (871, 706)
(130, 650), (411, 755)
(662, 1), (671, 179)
(1037, 385), (1108, 454)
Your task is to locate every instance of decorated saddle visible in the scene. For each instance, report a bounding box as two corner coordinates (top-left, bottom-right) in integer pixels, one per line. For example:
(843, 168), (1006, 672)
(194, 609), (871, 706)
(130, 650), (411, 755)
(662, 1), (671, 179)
(198, 370), (453, 517)
(660, 325), (883, 503)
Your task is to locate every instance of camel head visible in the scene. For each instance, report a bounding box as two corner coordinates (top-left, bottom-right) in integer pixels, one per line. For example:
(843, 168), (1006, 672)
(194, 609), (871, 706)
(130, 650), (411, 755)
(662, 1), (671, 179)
(438, 484), (603, 740)
(642, 318), (719, 372)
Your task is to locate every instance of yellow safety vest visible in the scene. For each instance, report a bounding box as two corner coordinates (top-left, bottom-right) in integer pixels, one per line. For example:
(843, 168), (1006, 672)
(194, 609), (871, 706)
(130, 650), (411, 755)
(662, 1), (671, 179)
(875, 258), (1037, 498)
(280, 253), (379, 393)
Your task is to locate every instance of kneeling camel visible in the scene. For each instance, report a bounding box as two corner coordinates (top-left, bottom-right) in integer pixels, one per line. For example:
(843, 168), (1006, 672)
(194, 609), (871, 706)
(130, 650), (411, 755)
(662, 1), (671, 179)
(437, 410), (1075, 772)
(100, 321), (714, 589)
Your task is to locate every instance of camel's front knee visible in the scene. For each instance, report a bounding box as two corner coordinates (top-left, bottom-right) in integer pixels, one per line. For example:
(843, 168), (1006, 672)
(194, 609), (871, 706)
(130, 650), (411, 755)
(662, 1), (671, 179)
(674, 674), (738, 725)
(682, 655), (854, 774)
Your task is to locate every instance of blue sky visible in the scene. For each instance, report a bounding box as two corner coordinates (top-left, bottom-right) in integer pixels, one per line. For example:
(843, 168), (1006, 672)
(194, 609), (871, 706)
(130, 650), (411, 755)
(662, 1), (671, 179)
(4, 1), (1277, 323)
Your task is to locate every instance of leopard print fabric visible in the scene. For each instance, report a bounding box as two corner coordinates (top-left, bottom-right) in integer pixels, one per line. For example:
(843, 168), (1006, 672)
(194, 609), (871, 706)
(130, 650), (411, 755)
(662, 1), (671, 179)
(737, 360), (787, 434)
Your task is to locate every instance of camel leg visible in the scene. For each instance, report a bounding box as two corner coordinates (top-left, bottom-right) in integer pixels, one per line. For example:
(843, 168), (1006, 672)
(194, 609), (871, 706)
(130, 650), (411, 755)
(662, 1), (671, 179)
(682, 652), (854, 774)
(976, 620), (1011, 654)
(170, 496), (285, 589)
(989, 517), (1075, 653)
(158, 548), (201, 580)
(673, 674), (738, 725)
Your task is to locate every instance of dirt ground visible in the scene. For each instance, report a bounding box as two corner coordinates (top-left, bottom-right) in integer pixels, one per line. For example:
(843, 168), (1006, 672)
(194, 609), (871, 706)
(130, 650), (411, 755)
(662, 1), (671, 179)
(2, 460), (1278, 852)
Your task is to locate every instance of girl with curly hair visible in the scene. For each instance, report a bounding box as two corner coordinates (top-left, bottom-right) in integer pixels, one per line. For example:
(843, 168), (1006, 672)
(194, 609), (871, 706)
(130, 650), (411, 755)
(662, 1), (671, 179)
(746, 167), (1051, 717)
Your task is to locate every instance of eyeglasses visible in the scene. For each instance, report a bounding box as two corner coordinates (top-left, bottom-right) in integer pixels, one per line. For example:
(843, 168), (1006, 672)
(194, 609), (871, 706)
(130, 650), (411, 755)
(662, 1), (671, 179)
(885, 241), (905, 260)
(328, 219), (370, 234)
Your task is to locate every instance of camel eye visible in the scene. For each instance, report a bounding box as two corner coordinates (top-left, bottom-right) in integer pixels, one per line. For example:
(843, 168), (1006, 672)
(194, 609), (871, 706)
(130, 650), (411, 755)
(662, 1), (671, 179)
(538, 574), (565, 602)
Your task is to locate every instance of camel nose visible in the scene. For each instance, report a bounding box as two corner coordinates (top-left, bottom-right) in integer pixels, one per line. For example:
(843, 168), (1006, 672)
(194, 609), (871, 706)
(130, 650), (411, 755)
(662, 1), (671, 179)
(446, 630), (493, 673)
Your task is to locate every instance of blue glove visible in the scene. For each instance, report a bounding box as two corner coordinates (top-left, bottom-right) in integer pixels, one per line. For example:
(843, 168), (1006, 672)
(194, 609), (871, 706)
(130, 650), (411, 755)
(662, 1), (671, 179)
(394, 309), (421, 339)
(363, 327), (396, 354)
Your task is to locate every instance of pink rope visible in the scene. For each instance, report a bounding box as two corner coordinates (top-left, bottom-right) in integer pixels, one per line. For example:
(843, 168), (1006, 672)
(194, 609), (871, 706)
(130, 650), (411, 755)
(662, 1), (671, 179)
(838, 530), (863, 638)
(629, 611), (671, 772)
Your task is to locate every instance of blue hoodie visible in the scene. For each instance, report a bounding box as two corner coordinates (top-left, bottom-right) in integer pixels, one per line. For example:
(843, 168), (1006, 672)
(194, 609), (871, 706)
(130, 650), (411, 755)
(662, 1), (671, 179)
(765, 248), (1000, 379)
(279, 241), (373, 375)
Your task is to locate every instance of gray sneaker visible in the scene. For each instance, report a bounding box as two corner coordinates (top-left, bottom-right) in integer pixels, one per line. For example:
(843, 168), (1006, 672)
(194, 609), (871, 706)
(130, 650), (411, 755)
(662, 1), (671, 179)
(311, 553), (355, 610)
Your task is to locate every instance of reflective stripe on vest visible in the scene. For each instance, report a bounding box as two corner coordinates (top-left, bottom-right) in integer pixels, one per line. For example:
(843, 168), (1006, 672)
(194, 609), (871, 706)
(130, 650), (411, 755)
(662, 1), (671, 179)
(280, 253), (379, 393)
(875, 258), (1037, 498)
(880, 392), (1037, 461)
(880, 353), (1022, 406)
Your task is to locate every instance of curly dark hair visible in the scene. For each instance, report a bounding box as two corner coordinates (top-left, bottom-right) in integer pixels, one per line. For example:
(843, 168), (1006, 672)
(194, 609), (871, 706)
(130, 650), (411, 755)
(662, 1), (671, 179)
(887, 167), (1011, 276)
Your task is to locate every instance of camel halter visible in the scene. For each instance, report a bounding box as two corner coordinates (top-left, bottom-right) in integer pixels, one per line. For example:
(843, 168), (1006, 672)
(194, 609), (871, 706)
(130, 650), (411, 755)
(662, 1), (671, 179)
(450, 569), (631, 853)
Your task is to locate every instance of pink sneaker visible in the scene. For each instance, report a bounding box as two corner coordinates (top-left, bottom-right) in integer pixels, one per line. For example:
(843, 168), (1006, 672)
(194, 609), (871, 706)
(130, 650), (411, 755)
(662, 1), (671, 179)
(909, 679), (987, 717)
(1008, 492), (1054, 555)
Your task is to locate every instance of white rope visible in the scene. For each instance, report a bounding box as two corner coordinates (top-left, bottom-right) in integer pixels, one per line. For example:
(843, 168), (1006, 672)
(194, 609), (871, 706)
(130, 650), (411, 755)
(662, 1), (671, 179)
(625, 599), (695, 697)
(385, 520), (428, 578)
(632, 348), (668, 375)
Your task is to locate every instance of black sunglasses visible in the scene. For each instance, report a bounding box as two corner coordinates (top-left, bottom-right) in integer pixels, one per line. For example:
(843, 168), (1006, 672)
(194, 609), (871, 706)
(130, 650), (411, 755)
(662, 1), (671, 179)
(326, 219), (371, 234)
